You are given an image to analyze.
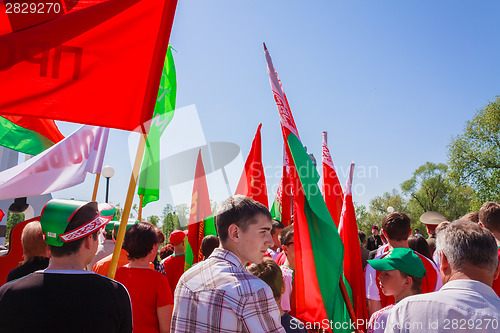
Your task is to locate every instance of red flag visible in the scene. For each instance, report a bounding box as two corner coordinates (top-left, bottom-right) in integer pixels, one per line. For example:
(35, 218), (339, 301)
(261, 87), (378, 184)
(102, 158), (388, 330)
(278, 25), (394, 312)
(188, 150), (212, 264)
(0, 0), (178, 132)
(235, 124), (268, 208)
(339, 163), (368, 329)
(322, 132), (344, 227)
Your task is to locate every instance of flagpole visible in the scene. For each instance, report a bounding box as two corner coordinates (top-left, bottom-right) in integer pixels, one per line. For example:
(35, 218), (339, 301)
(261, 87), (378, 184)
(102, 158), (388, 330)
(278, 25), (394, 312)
(107, 133), (148, 279)
(339, 277), (362, 333)
(138, 194), (144, 221)
(91, 174), (100, 201)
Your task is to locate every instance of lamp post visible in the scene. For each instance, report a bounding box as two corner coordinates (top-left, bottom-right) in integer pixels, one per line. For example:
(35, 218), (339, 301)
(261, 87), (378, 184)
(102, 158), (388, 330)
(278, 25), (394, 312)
(102, 166), (115, 203)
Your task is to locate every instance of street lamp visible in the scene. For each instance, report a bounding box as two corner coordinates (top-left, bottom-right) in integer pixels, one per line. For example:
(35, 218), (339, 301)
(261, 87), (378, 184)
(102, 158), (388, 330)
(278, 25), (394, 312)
(102, 166), (115, 203)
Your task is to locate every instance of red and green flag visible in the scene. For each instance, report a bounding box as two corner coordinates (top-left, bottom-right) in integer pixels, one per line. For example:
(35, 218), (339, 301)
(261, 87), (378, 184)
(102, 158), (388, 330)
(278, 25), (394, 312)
(234, 123), (268, 208)
(185, 150), (216, 269)
(0, 0), (178, 133)
(0, 116), (64, 155)
(339, 163), (368, 329)
(265, 44), (350, 331)
(287, 133), (350, 331)
(322, 131), (344, 227)
(138, 45), (177, 207)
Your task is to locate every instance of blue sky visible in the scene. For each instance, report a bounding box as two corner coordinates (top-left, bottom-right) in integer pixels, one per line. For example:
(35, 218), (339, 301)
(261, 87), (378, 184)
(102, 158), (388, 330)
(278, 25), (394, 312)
(55, 0), (500, 219)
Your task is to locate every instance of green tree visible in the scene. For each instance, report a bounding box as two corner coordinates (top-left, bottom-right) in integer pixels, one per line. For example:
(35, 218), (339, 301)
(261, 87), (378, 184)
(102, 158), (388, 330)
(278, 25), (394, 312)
(448, 96), (500, 205)
(174, 203), (189, 227)
(113, 203), (123, 221)
(356, 191), (411, 236)
(5, 212), (25, 244)
(147, 215), (160, 227)
(353, 202), (372, 236)
(401, 162), (475, 222)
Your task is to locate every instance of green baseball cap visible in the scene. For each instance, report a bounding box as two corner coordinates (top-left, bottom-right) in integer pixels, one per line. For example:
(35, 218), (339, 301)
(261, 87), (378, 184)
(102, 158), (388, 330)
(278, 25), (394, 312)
(367, 248), (426, 278)
(40, 199), (111, 247)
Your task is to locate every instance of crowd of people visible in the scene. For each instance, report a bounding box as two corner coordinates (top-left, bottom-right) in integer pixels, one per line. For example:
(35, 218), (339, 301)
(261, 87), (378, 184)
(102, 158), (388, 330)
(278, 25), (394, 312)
(0, 195), (499, 332)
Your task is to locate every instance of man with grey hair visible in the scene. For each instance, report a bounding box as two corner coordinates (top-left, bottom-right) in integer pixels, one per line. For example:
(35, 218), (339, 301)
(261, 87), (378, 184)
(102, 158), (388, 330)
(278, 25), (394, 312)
(385, 219), (500, 333)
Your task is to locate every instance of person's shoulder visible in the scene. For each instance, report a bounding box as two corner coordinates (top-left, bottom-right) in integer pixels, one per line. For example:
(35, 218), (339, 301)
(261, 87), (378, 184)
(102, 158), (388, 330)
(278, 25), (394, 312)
(1, 271), (41, 293)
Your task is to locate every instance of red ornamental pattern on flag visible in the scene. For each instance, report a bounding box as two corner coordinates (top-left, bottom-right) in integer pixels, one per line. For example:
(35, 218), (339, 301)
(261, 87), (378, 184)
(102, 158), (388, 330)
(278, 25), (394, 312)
(321, 133), (344, 227)
(264, 44), (300, 141)
(188, 150), (212, 264)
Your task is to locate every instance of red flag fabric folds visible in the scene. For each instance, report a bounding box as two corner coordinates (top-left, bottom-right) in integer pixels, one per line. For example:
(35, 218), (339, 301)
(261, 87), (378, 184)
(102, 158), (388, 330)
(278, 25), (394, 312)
(339, 163), (368, 329)
(0, 0), (178, 132)
(187, 150), (212, 265)
(235, 123), (268, 208)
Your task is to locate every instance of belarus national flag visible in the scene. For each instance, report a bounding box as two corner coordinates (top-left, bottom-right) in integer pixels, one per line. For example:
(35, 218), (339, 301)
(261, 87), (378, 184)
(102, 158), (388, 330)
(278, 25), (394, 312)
(264, 44), (351, 332)
(0, 115), (64, 155)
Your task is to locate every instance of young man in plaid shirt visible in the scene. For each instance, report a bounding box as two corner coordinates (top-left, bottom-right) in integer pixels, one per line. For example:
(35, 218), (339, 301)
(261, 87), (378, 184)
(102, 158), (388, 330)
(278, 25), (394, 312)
(171, 195), (285, 333)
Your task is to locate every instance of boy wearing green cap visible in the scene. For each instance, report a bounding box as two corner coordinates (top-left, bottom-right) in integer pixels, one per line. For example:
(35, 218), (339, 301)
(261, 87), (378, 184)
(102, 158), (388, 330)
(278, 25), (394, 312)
(366, 248), (425, 333)
(0, 199), (132, 333)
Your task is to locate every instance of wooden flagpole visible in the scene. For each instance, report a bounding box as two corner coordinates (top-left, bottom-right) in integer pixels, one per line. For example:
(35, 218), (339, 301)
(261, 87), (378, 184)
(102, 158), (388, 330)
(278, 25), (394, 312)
(91, 174), (100, 201)
(138, 194), (144, 221)
(339, 277), (362, 333)
(107, 133), (147, 279)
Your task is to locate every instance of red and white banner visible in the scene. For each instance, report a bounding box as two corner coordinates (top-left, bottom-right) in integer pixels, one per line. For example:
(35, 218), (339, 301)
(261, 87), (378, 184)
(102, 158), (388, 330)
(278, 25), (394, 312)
(264, 43), (300, 142)
(0, 126), (109, 200)
(321, 132), (344, 227)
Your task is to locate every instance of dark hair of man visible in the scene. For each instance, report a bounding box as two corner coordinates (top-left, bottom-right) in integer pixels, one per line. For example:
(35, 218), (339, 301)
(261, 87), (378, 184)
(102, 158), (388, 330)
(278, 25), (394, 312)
(215, 195), (271, 242)
(399, 272), (423, 294)
(279, 225), (294, 246)
(159, 244), (174, 260)
(123, 222), (161, 260)
(247, 258), (283, 298)
(201, 235), (220, 259)
(461, 211), (479, 223)
(155, 227), (165, 244)
(479, 202), (500, 233)
(49, 203), (99, 257)
(271, 219), (285, 235)
(381, 212), (411, 241)
(358, 230), (366, 243)
(408, 235), (433, 262)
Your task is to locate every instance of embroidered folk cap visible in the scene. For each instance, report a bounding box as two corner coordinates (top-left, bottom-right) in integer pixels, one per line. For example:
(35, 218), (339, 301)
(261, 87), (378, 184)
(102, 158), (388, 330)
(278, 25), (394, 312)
(367, 247), (426, 278)
(40, 199), (111, 247)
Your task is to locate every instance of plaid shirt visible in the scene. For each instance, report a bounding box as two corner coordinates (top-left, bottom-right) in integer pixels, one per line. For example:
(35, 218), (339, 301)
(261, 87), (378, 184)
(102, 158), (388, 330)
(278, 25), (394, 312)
(171, 248), (285, 333)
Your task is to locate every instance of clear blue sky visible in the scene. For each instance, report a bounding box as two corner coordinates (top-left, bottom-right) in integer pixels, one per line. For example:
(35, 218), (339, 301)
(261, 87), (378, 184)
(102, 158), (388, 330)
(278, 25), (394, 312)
(55, 0), (500, 219)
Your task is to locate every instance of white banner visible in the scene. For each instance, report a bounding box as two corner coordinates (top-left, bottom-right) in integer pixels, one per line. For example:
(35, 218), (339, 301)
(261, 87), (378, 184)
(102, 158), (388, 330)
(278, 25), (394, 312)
(0, 126), (109, 200)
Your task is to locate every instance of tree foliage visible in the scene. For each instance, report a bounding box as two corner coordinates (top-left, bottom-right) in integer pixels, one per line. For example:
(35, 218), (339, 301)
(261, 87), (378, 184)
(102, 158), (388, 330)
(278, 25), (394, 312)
(5, 212), (25, 244)
(401, 162), (475, 222)
(448, 96), (500, 205)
